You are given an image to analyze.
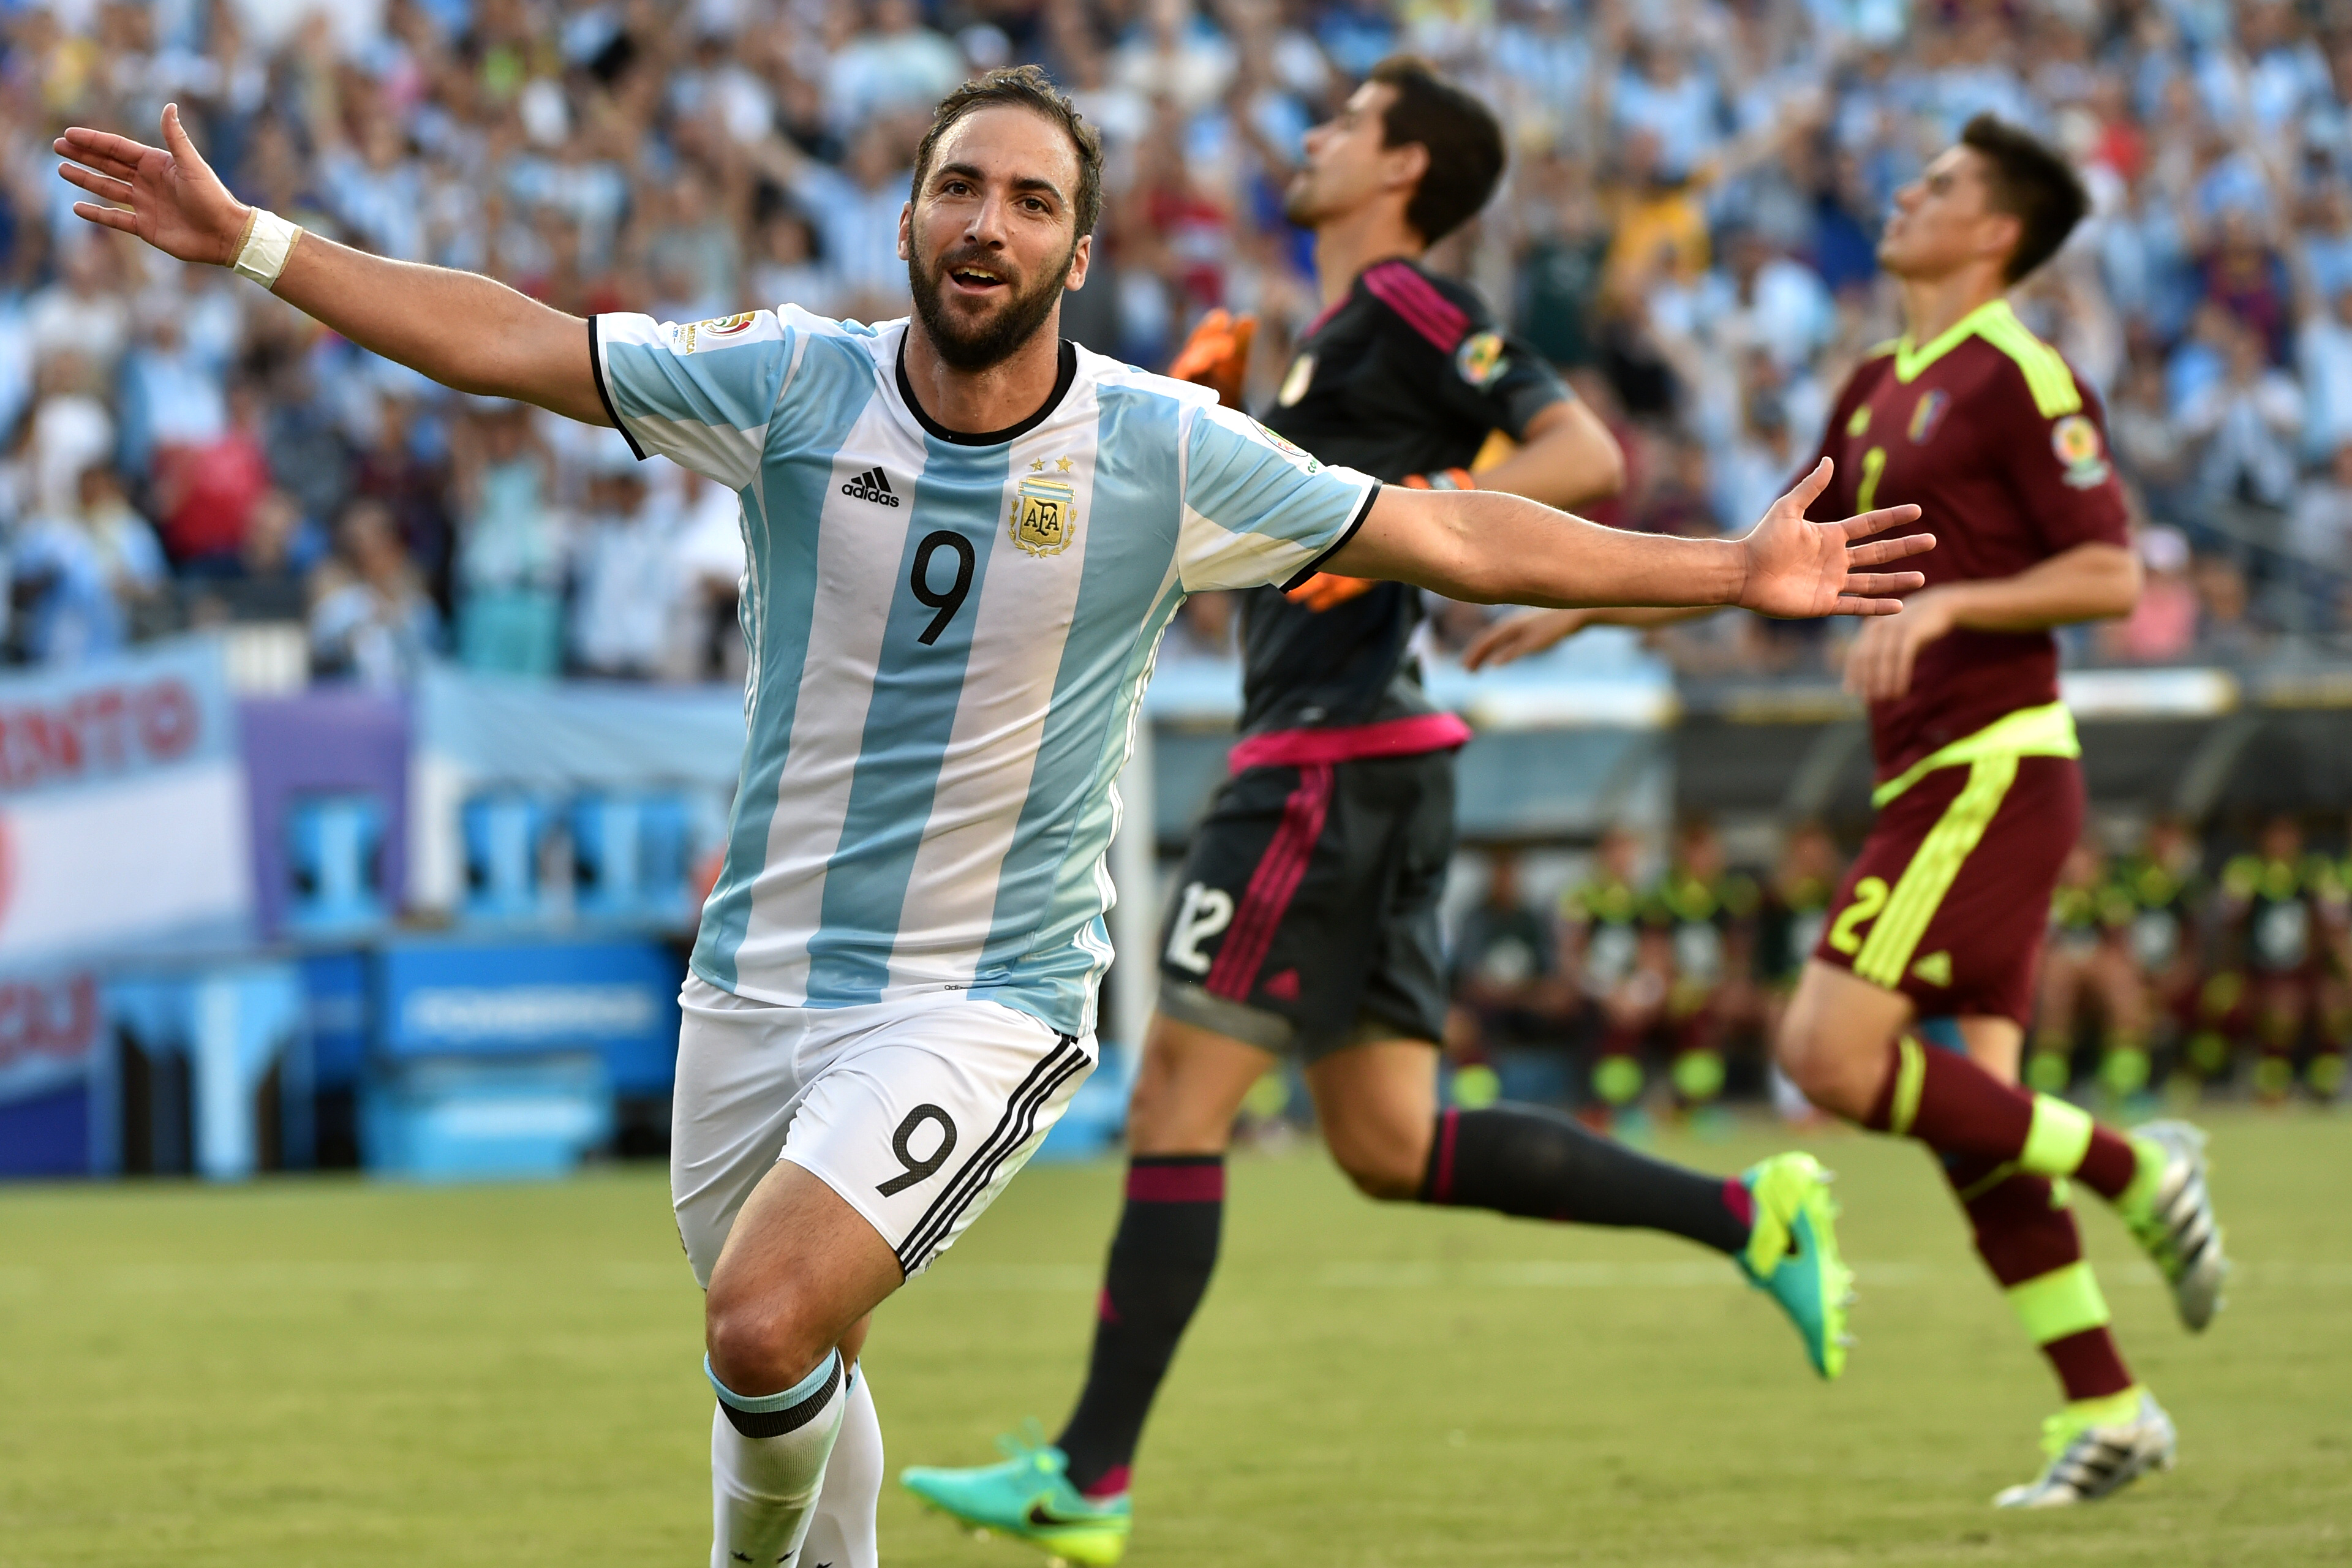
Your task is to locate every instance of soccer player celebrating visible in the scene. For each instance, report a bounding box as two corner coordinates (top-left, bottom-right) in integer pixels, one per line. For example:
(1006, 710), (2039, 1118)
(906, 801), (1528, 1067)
(56, 71), (1928, 1565)
(902, 62), (1871, 1566)
(1468, 115), (2230, 1508)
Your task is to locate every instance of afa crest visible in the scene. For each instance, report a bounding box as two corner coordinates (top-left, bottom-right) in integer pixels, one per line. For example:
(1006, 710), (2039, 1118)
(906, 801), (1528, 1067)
(1250, 420), (1321, 472)
(1011, 475), (1078, 556)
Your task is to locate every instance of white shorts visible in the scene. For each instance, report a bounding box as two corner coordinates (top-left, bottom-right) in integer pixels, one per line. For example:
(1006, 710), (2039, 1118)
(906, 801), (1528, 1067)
(670, 978), (1095, 1283)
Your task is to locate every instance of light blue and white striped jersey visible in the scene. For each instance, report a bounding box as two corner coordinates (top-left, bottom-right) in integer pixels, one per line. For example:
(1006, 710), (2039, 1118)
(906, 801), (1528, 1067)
(593, 309), (1381, 1036)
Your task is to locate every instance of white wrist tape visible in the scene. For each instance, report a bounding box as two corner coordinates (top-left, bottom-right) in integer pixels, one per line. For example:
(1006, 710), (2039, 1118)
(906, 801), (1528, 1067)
(230, 208), (303, 288)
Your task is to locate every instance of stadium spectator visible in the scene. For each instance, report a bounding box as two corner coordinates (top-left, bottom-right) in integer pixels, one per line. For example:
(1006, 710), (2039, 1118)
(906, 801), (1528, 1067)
(309, 496), (440, 690)
(2293, 438), (2352, 573)
(450, 398), (562, 676)
(24, 354), (116, 524)
(115, 289), (228, 477)
(829, 0), (968, 133)
(568, 433), (688, 679)
(350, 393), (454, 615)
(667, 472), (752, 684)
(2198, 209), (2293, 365)
(2108, 350), (2192, 509)
(6, 460), (164, 664)
(152, 376), (271, 572)
(2296, 281), (2352, 456)
(2103, 524), (2200, 662)
(25, 238), (130, 379)
(766, 119), (921, 322)
(2180, 318), (2305, 509)
(746, 200), (833, 322)
(2190, 551), (2269, 660)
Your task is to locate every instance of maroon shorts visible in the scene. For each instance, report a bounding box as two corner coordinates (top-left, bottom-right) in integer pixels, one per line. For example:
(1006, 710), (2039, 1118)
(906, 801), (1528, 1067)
(1811, 754), (2084, 1026)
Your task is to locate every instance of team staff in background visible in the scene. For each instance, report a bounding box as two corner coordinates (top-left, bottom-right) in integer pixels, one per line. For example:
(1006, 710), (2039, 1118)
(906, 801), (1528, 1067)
(2207, 815), (2350, 1101)
(59, 70), (1933, 1567)
(1469, 115), (2228, 1510)
(902, 60), (1870, 1568)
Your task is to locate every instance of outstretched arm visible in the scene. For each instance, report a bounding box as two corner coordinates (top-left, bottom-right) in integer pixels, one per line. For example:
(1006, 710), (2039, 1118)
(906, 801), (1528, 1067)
(57, 105), (608, 425)
(1460, 603), (1715, 670)
(1844, 540), (2137, 701)
(1325, 458), (1930, 619)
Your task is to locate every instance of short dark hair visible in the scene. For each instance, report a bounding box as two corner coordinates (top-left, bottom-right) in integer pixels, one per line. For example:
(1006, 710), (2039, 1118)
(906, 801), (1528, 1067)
(1366, 56), (1506, 246)
(913, 65), (1106, 237)
(1959, 114), (2090, 284)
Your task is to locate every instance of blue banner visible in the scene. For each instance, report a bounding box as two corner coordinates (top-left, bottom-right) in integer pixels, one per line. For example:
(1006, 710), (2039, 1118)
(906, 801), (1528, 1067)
(375, 936), (683, 1095)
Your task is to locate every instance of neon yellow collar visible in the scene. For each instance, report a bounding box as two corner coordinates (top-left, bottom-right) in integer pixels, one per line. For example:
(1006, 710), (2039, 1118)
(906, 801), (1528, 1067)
(1893, 296), (2014, 383)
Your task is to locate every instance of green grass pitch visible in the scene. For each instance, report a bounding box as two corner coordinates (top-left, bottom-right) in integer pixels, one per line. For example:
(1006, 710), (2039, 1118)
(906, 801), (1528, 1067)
(2, 1109), (2347, 1566)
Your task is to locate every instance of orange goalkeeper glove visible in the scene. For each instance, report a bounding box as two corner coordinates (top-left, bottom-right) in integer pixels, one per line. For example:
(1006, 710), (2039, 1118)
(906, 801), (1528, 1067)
(1167, 308), (1256, 409)
(1284, 571), (1378, 611)
(1401, 467), (1477, 491)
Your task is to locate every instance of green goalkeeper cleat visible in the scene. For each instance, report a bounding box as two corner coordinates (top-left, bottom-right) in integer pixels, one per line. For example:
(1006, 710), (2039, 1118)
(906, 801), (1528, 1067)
(1736, 1151), (1855, 1380)
(900, 1427), (1131, 1567)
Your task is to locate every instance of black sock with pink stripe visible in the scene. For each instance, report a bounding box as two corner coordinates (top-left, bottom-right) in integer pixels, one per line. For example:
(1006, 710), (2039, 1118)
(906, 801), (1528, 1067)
(1055, 1155), (1224, 1498)
(1417, 1104), (1752, 1254)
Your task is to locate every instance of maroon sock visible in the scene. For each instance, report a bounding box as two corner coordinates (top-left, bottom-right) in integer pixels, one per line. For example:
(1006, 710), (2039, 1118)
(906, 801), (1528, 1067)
(1943, 1154), (2134, 1401)
(2073, 1129), (2141, 1202)
(1868, 1038), (2142, 1200)
(1865, 1037), (2034, 1155)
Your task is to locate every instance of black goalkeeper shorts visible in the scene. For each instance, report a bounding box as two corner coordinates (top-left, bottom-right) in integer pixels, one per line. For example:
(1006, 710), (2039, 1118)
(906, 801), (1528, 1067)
(1155, 748), (1455, 1061)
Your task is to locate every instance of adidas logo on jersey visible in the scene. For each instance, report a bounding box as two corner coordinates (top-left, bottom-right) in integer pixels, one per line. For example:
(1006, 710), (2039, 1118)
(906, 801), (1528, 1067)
(841, 467), (902, 506)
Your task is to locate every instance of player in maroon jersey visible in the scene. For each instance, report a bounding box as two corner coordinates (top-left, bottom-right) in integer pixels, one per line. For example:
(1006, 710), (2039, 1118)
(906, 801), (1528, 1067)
(1466, 116), (2228, 1507)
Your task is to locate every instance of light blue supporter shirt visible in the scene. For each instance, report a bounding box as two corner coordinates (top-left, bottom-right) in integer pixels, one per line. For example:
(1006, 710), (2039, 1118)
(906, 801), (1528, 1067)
(592, 309), (1381, 1036)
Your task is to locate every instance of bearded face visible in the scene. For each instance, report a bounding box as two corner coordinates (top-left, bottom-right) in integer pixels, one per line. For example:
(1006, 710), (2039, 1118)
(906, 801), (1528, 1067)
(906, 228), (1076, 371)
(900, 105), (1091, 373)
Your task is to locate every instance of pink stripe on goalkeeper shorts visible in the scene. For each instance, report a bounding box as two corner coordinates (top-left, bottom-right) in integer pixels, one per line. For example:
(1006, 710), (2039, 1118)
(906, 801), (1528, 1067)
(1226, 712), (1472, 774)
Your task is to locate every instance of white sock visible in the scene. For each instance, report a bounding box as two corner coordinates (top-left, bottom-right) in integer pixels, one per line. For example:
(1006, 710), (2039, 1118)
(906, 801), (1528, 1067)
(801, 1364), (882, 1568)
(708, 1350), (848, 1568)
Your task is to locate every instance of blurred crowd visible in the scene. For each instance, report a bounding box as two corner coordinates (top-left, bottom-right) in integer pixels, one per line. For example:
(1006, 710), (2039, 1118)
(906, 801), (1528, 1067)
(6, 0), (2352, 682)
(1446, 813), (2352, 1115)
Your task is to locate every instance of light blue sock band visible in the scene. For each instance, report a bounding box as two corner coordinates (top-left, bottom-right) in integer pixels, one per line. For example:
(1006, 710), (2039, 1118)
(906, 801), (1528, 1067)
(706, 1349), (840, 1412)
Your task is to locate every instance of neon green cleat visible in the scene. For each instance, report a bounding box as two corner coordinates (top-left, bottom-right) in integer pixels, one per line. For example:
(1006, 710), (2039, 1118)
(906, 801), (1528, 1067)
(900, 1428), (1131, 1567)
(1735, 1151), (1855, 1380)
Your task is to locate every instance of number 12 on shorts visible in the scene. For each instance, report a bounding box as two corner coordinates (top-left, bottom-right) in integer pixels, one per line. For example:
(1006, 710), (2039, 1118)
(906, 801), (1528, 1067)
(1165, 881), (1234, 974)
